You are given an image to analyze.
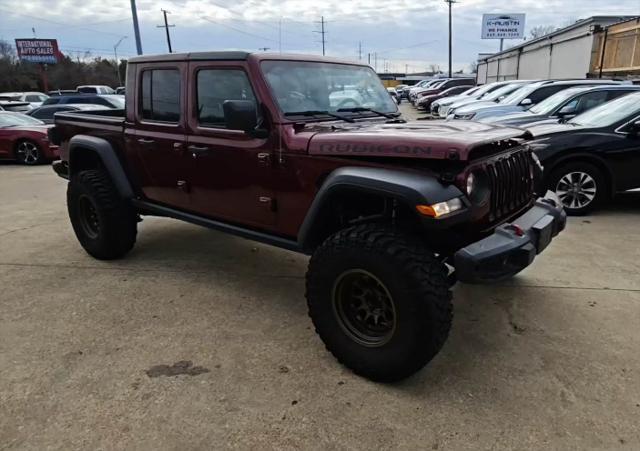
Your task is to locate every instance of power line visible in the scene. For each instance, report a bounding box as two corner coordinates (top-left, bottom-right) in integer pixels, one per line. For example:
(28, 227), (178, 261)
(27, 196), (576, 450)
(0, 7), (126, 37)
(157, 9), (175, 53)
(201, 17), (280, 43)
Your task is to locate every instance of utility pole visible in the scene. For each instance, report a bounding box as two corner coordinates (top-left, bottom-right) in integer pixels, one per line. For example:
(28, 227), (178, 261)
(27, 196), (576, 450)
(114, 36), (127, 86)
(278, 18), (282, 53)
(130, 0), (143, 55)
(314, 16), (327, 55)
(445, 0), (457, 78)
(157, 9), (175, 53)
(368, 53), (371, 65)
(358, 41), (362, 60)
(374, 52), (378, 72)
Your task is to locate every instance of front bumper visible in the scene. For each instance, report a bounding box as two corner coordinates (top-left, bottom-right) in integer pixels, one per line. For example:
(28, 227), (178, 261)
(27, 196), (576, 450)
(454, 192), (566, 283)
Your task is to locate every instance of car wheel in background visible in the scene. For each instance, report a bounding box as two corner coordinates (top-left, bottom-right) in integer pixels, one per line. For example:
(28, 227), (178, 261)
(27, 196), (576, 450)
(546, 161), (606, 215)
(14, 140), (44, 165)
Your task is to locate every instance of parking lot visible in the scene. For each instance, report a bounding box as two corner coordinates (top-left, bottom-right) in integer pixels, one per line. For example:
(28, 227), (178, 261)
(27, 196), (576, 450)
(2, 100), (640, 449)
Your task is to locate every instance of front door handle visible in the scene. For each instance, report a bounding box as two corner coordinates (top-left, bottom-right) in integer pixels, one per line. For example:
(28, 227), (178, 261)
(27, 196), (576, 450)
(137, 138), (155, 144)
(188, 145), (210, 157)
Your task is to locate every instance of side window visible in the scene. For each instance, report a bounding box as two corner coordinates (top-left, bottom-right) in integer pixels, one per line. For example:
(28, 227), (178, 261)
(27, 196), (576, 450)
(196, 69), (258, 128)
(575, 91), (608, 113)
(26, 95), (41, 102)
(140, 69), (181, 122)
(528, 86), (565, 104)
(607, 90), (634, 101)
(33, 109), (54, 119)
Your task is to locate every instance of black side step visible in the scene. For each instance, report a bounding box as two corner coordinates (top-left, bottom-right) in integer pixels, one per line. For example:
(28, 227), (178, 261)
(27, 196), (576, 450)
(131, 199), (304, 254)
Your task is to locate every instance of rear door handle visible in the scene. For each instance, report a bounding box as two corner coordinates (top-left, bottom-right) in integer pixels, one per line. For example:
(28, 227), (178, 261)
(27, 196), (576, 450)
(137, 138), (155, 144)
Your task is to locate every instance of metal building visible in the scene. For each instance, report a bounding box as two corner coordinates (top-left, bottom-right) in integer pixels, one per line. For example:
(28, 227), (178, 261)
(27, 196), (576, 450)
(476, 16), (636, 84)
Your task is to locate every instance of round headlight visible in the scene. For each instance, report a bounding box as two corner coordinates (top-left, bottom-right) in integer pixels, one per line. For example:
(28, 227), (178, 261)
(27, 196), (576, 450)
(466, 172), (476, 195)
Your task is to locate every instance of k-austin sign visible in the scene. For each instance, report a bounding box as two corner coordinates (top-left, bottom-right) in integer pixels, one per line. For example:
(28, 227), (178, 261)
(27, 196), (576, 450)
(15, 39), (62, 64)
(481, 14), (526, 40)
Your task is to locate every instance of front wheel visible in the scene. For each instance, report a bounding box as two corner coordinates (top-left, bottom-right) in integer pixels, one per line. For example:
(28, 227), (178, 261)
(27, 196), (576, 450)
(306, 224), (453, 382)
(67, 169), (137, 260)
(547, 161), (606, 215)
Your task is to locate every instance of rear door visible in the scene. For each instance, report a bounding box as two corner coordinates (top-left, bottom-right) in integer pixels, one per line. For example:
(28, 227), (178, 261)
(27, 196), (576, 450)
(132, 63), (191, 210)
(185, 61), (276, 229)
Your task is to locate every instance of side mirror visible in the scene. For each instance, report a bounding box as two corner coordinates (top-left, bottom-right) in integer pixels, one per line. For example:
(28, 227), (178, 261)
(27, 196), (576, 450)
(557, 105), (577, 118)
(520, 98), (533, 106)
(223, 100), (259, 132)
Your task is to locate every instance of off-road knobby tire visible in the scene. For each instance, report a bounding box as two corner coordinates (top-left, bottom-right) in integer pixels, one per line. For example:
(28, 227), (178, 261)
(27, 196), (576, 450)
(306, 224), (453, 382)
(67, 169), (137, 260)
(546, 161), (606, 216)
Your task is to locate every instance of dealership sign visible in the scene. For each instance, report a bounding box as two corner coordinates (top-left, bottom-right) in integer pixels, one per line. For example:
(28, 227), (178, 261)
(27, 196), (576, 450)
(481, 14), (526, 39)
(15, 39), (62, 64)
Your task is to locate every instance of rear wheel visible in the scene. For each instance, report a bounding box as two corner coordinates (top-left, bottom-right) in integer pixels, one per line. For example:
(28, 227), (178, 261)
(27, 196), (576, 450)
(67, 169), (137, 260)
(15, 140), (44, 165)
(547, 161), (606, 215)
(306, 224), (453, 382)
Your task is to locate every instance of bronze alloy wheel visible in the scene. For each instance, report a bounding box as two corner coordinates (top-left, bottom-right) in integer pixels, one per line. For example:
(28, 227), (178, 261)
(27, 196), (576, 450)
(332, 269), (397, 347)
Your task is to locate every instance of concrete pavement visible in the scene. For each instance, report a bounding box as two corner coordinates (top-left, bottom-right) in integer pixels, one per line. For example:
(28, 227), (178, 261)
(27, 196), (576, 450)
(1, 152), (639, 450)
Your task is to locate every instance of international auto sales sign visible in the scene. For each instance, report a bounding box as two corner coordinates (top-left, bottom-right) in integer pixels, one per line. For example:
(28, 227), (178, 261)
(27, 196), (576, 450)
(481, 14), (526, 40)
(15, 39), (62, 64)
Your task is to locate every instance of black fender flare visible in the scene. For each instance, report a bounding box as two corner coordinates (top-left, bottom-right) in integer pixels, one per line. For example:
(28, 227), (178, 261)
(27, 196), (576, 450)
(68, 135), (134, 199)
(297, 166), (464, 252)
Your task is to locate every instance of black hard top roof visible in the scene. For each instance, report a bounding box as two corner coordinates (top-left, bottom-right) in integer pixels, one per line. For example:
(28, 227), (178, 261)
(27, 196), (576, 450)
(128, 51), (251, 64)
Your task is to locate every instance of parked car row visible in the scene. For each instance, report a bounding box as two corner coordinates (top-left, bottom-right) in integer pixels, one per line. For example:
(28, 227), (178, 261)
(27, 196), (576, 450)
(405, 76), (640, 215)
(0, 85), (124, 165)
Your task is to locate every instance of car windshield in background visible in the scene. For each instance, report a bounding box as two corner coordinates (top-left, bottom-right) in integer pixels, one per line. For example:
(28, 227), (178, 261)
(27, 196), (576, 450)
(528, 87), (586, 114)
(262, 60), (398, 117)
(483, 84), (525, 102)
(103, 95), (125, 108)
(0, 112), (44, 126)
(570, 92), (640, 128)
(500, 83), (541, 105)
(0, 95), (22, 101)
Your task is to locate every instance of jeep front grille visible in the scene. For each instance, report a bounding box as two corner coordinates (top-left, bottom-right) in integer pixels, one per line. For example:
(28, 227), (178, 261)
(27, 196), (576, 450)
(485, 149), (534, 222)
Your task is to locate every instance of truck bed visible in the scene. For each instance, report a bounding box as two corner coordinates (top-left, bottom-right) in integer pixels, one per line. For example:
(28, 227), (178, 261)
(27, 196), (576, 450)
(50, 109), (125, 148)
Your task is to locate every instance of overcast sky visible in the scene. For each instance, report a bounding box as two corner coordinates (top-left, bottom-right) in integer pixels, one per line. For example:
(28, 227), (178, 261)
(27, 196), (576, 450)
(0, 0), (639, 72)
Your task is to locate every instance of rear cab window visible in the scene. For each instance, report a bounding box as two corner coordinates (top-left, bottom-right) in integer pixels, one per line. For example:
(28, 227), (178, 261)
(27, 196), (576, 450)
(140, 69), (181, 123)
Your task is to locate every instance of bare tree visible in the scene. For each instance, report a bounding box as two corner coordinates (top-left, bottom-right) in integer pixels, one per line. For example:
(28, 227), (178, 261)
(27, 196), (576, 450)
(469, 61), (478, 74)
(529, 25), (556, 39)
(428, 63), (441, 74)
(0, 40), (15, 61)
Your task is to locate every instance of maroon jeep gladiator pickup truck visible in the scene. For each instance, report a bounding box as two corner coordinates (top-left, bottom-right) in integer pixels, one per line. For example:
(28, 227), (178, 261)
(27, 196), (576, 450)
(50, 52), (565, 382)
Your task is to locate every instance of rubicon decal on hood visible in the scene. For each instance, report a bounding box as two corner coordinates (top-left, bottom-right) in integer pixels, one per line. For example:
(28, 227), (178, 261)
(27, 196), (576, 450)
(318, 143), (432, 155)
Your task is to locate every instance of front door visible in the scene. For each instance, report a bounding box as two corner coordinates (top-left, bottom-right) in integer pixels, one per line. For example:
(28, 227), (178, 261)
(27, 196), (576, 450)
(133, 63), (191, 210)
(184, 63), (276, 230)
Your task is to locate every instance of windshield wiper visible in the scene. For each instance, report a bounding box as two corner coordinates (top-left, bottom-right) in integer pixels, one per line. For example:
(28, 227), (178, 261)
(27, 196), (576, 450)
(337, 107), (400, 119)
(284, 110), (355, 123)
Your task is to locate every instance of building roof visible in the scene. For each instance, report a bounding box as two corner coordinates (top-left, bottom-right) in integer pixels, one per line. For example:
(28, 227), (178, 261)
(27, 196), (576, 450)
(479, 16), (637, 62)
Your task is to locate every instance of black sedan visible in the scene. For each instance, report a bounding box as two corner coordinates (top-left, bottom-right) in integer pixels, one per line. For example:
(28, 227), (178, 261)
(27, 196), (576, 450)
(528, 91), (640, 215)
(483, 85), (640, 127)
